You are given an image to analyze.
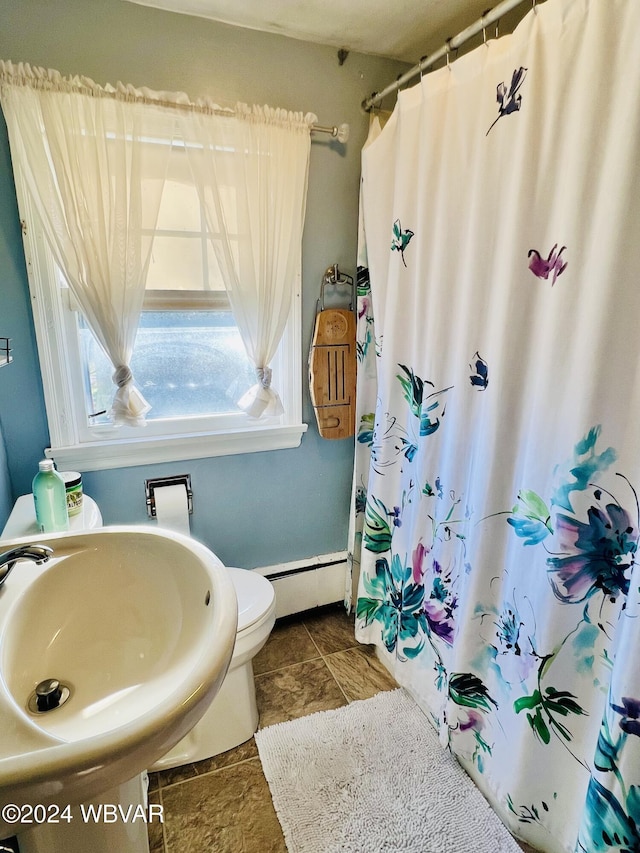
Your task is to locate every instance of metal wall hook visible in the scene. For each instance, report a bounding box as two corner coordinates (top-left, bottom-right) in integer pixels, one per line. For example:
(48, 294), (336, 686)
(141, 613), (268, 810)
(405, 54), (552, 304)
(318, 264), (354, 311)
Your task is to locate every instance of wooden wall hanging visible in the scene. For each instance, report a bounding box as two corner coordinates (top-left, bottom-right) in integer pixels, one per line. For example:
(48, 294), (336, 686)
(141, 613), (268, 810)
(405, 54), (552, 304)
(308, 265), (356, 439)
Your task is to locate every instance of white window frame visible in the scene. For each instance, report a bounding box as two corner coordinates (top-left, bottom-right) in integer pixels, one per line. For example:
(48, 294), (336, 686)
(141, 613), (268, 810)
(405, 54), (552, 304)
(14, 169), (307, 472)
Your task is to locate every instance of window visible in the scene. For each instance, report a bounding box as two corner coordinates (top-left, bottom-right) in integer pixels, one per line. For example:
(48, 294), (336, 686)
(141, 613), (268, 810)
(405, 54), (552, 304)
(16, 141), (306, 472)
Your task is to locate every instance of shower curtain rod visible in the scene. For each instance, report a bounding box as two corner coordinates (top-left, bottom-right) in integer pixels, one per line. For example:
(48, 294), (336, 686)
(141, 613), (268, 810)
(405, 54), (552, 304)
(362, 0), (533, 111)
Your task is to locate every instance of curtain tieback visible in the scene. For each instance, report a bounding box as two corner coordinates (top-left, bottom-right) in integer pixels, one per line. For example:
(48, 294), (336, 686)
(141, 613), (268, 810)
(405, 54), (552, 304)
(110, 363), (151, 426)
(237, 364), (284, 419)
(112, 364), (133, 388)
(257, 366), (272, 389)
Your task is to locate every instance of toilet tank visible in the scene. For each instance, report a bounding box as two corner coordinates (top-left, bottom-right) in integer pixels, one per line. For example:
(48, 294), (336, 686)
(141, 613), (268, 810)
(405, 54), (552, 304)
(1, 494), (103, 538)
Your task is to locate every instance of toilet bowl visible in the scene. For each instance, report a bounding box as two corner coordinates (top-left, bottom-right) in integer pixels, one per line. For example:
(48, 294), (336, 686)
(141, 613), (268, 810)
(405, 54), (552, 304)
(150, 566), (276, 770)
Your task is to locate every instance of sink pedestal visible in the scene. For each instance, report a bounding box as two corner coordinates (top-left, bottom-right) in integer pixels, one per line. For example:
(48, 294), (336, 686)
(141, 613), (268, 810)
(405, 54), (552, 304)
(16, 774), (150, 853)
(0, 527), (238, 846)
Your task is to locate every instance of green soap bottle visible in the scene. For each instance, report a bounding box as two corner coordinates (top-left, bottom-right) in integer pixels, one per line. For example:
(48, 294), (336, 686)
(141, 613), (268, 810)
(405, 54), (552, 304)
(33, 460), (69, 533)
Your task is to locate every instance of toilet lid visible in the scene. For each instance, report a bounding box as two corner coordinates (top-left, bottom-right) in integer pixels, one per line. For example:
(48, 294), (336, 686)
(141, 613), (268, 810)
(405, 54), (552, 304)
(227, 567), (275, 632)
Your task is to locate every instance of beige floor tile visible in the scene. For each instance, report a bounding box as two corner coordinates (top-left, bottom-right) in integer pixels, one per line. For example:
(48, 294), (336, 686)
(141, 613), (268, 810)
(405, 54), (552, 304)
(191, 735), (259, 775)
(253, 619), (319, 675)
(303, 603), (358, 655)
(147, 606), (535, 853)
(154, 736), (259, 789)
(324, 644), (398, 701)
(255, 657), (348, 728)
(152, 760), (198, 789)
(162, 758), (286, 853)
(147, 790), (165, 853)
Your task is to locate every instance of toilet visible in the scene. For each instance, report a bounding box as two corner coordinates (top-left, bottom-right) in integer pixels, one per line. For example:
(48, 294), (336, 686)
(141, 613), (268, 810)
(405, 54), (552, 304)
(151, 566), (276, 770)
(2, 492), (277, 770)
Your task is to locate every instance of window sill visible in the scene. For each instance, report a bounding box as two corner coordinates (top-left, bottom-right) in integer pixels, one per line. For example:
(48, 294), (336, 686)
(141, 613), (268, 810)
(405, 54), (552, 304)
(46, 423), (309, 472)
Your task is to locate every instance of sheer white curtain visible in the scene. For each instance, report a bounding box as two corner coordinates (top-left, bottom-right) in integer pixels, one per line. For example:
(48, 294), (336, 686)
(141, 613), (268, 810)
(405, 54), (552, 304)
(180, 104), (315, 417)
(0, 62), (174, 425)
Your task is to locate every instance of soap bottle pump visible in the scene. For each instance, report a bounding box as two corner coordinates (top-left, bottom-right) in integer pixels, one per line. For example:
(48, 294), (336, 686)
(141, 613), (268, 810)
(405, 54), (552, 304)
(32, 459), (69, 533)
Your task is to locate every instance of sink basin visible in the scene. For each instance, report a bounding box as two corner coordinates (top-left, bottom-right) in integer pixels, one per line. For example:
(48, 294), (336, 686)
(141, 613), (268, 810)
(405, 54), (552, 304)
(0, 526), (237, 836)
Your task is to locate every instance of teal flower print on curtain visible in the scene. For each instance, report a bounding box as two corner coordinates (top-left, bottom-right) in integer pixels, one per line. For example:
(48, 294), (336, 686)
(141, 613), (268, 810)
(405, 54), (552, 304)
(357, 551), (427, 659)
(391, 219), (414, 267)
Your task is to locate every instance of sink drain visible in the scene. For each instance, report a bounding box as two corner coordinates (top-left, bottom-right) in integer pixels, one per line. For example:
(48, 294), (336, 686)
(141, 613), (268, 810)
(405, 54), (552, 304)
(27, 679), (72, 714)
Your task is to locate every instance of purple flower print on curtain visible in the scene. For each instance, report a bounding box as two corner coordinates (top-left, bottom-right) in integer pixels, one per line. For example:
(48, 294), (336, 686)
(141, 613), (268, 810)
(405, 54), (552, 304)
(528, 244), (568, 285)
(486, 67), (528, 135)
(613, 697), (640, 736)
(546, 500), (637, 604)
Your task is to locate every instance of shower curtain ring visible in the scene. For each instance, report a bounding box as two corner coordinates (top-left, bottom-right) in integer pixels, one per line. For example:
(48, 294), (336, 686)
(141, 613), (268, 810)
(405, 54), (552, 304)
(419, 56), (427, 81)
(445, 40), (452, 69)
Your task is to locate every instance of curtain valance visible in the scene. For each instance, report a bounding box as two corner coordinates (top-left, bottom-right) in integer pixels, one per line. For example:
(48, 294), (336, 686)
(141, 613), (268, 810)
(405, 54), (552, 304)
(0, 60), (315, 126)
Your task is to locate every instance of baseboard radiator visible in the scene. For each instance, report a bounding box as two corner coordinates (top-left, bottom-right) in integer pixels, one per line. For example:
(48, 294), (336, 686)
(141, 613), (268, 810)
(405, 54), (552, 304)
(253, 551), (347, 618)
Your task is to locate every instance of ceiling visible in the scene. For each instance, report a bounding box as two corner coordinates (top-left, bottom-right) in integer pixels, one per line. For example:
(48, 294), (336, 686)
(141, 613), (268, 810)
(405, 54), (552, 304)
(123, 0), (514, 64)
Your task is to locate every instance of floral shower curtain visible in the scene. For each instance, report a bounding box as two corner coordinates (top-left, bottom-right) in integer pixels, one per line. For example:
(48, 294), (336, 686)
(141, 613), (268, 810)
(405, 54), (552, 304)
(350, 1), (640, 851)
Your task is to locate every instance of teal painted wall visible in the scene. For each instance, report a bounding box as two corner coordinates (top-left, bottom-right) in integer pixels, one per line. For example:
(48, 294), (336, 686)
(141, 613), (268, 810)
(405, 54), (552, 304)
(0, 0), (406, 566)
(0, 420), (12, 531)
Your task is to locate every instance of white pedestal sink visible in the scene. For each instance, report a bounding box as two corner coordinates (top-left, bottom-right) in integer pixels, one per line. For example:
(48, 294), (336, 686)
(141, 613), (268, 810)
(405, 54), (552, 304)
(16, 775), (149, 853)
(0, 526), (238, 852)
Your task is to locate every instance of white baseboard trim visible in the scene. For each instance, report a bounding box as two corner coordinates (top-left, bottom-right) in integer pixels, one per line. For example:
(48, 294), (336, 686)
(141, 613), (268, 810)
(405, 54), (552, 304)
(253, 551), (348, 618)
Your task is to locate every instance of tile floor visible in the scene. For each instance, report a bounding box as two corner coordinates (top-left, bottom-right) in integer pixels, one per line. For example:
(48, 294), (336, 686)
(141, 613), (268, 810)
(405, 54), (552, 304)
(147, 603), (537, 853)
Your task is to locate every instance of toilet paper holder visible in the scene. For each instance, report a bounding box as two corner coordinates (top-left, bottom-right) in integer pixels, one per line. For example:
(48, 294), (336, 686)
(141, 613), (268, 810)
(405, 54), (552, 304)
(145, 474), (193, 519)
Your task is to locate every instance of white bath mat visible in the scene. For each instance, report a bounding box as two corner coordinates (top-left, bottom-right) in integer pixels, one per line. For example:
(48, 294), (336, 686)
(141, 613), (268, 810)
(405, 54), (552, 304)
(255, 688), (522, 853)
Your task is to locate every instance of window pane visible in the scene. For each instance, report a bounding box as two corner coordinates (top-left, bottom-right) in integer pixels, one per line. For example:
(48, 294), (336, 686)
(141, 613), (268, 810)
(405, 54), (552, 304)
(80, 312), (256, 421)
(156, 174), (202, 232)
(146, 236), (203, 291)
(207, 241), (233, 291)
